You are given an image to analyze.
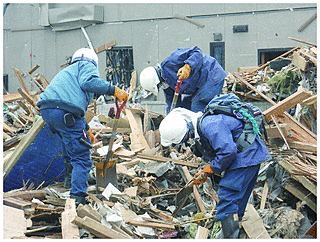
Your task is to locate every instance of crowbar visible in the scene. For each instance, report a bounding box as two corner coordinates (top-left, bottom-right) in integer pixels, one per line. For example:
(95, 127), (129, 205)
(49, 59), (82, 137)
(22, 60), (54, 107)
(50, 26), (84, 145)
(169, 78), (183, 112)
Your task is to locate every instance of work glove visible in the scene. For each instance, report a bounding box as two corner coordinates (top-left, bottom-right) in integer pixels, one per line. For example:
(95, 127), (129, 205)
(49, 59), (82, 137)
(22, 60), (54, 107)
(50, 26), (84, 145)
(114, 86), (128, 102)
(177, 63), (191, 80)
(87, 128), (96, 144)
(193, 163), (214, 185)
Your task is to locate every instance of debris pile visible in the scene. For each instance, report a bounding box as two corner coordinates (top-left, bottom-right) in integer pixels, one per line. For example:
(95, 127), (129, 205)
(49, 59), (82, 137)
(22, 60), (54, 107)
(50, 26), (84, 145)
(3, 41), (317, 239)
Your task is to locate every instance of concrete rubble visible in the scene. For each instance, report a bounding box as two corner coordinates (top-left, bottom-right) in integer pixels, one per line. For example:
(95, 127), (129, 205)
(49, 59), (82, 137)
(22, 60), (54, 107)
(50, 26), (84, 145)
(3, 42), (317, 239)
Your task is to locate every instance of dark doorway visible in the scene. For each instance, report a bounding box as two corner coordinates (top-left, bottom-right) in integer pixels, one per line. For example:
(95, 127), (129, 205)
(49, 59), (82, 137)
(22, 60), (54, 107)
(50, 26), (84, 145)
(105, 47), (134, 89)
(258, 47), (294, 65)
(210, 42), (225, 70)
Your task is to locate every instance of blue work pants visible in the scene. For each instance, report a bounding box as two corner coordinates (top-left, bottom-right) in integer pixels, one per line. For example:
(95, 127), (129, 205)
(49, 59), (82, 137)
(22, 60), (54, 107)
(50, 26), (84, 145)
(215, 164), (260, 221)
(40, 109), (92, 197)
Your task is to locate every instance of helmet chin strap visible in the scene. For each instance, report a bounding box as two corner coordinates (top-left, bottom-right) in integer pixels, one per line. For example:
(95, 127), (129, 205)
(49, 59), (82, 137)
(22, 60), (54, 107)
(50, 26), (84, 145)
(154, 65), (165, 84)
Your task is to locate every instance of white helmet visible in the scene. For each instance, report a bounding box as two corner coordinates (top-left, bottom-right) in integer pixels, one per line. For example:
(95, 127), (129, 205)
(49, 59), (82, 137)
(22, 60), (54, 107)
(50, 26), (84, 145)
(71, 48), (98, 67)
(159, 112), (188, 146)
(140, 66), (160, 96)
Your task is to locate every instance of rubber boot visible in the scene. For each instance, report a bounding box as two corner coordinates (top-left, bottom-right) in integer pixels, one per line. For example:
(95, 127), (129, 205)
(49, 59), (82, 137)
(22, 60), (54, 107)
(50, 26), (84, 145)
(70, 194), (88, 206)
(64, 161), (73, 189)
(221, 214), (240, 239)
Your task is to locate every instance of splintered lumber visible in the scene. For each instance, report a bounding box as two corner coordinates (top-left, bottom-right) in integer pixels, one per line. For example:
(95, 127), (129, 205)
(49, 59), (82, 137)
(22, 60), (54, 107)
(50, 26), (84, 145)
(77, 204), (103, 222)
(125, 108), (150, 151)
(94, 40), (116, 54)
(127, 220), (175, 230)
(259, 181), (269, 210)
(174, 14), (204, 28)
(137, 154), (200, 168)
(263, 89), (312, 121)
(279, 158), (316, 196)
(17, 88), (40, 111)
(181, 166), (206, 213)
(288, 37), (317, 47)
(300, 95), (317, 106)
(287, 141), (317, 154)
(265, 123), (289, 140)
(297, 13), (317, 32)
(27, 64), (40, 75)
(242, 204), (271, 239)
(3, 197), (32, 210)
(61, 199), (80, 239)
(26, 72), (45, 92)
(128, 70), (137, 101)
(12, 67), (30, 94)
(3, 116), (45, 178)
(233, 73), (317, 143)
(3, 91), (38, 103)
(72, 216), (130, 239)
(291, 51), (308, 71)
(195, 226), (209, 239)
(285, 180), (316, 213)
(3, 190), (46, 201)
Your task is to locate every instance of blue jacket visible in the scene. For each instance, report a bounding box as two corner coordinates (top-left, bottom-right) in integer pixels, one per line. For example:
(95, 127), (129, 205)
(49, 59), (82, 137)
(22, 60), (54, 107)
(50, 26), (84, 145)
(200, 114), (271, 174)
(160, 46), (227, 112)
(37, 61), (115, 118)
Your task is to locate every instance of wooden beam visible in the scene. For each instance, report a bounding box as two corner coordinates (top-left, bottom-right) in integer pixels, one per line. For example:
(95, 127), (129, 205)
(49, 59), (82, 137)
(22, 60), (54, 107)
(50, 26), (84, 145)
(127, 220), (175, 230)
(263, 89), (312, 121)
(77, 204), (103, 222)
(94, 40), (116, 54)
(287, 141), (317, 154)
(12, 67), (30, 94)
(181, 166), (206, 213)
(265, 123), (289, 140)
(288, 37), (317, 47)
(3, 197), (32, 210)
(174, 14), (204, 28)
(271, 115), (290, 149)
(259, 181), (268, 210)
(72, 216), (130, 239)
(3, 91), (38, 103)
(279, 158), (316, 196)
(17, 88), (40, 111)
(26, 72), (45, 92)
(242, 204), (271, 239)
(125, 108), (151, 151)
(137, 154), (201, 168)
(233, 73), (317, 143)
(300, 95), (317, 106)
(3, 116), (45, 178)
(61, 199), (80, 239)
(285, 181), (316, 212)
(27, 64), (40, 75)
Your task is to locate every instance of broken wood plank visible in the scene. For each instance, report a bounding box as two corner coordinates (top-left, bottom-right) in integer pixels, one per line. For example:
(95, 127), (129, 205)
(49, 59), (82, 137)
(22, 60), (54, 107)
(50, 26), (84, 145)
(3, 116), (45, 178)
(3, 189), (46, 201)
(94, 40), (116, 54)
(127, 220), (175, 230)
(181, 166), (206, 213)
(265, 123), (289, 140)
(61, 198), (80, 239)
(125, 108), (150, 151)
(233, 73), (317, 143)
(300, 95), (317, 106)
(297, 13), (317, 32)
(263, 89), (313, 121)
(195, 226), (209, 239)
(242, 203), (271, 239)
(174, 14), (204, 28)
(77, 204), (103, 222)
(291, 51), (308, 70)
(279, 158), (317, 196)
(3, 91), (38, 103)
(287, 141), (317, 154)
(3, 197), (32, 210)
(72, 216), (130, 239)
(259, 181), (268, 210)
(12, 67), (30, 94)
(27, 64), (40, 75)
(271, 115), (290, 149)
(26, 72), (45, 92)
(17, 88), (40, 111)
(137, 154), (201, 168)
(285, 181), (316, 213)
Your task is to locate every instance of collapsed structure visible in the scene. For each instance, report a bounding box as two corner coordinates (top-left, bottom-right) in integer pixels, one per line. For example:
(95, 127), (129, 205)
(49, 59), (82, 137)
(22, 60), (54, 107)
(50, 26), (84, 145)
(3, 41), (317, 239)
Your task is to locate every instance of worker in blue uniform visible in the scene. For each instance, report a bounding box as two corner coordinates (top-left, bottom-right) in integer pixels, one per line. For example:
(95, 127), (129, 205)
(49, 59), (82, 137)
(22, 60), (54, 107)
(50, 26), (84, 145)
(159, 107), (271, 238)
(140, 46), (227, 113)
(37, 48), (128, 205)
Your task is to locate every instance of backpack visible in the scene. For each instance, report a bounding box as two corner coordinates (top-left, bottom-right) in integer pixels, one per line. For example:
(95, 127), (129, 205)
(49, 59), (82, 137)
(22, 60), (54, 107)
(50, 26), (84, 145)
(192, 93), (268, 157)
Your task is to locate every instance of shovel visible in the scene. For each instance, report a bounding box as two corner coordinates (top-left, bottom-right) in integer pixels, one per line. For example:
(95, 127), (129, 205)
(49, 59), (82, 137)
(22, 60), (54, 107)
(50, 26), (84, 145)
(172, 179), (195, 217)
(96, 98), (126, 190)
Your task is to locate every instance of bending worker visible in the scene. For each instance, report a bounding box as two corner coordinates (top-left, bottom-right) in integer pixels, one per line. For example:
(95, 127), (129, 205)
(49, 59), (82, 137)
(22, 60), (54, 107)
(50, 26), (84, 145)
(37, 48), (128, 205)
(159, 106), (271, 238)
(140, 46), (227, 113)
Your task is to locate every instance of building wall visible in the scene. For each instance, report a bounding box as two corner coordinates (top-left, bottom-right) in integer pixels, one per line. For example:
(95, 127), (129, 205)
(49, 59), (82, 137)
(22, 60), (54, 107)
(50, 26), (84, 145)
(3, 3), (317, 105)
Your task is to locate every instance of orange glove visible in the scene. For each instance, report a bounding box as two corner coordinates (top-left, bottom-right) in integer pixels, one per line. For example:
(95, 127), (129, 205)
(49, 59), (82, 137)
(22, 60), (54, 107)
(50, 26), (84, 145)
(114, 86), (128, 102)
(193, 164), (214, 185)
(177, 64), (191, 80)
(87, 128), (95, 144)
